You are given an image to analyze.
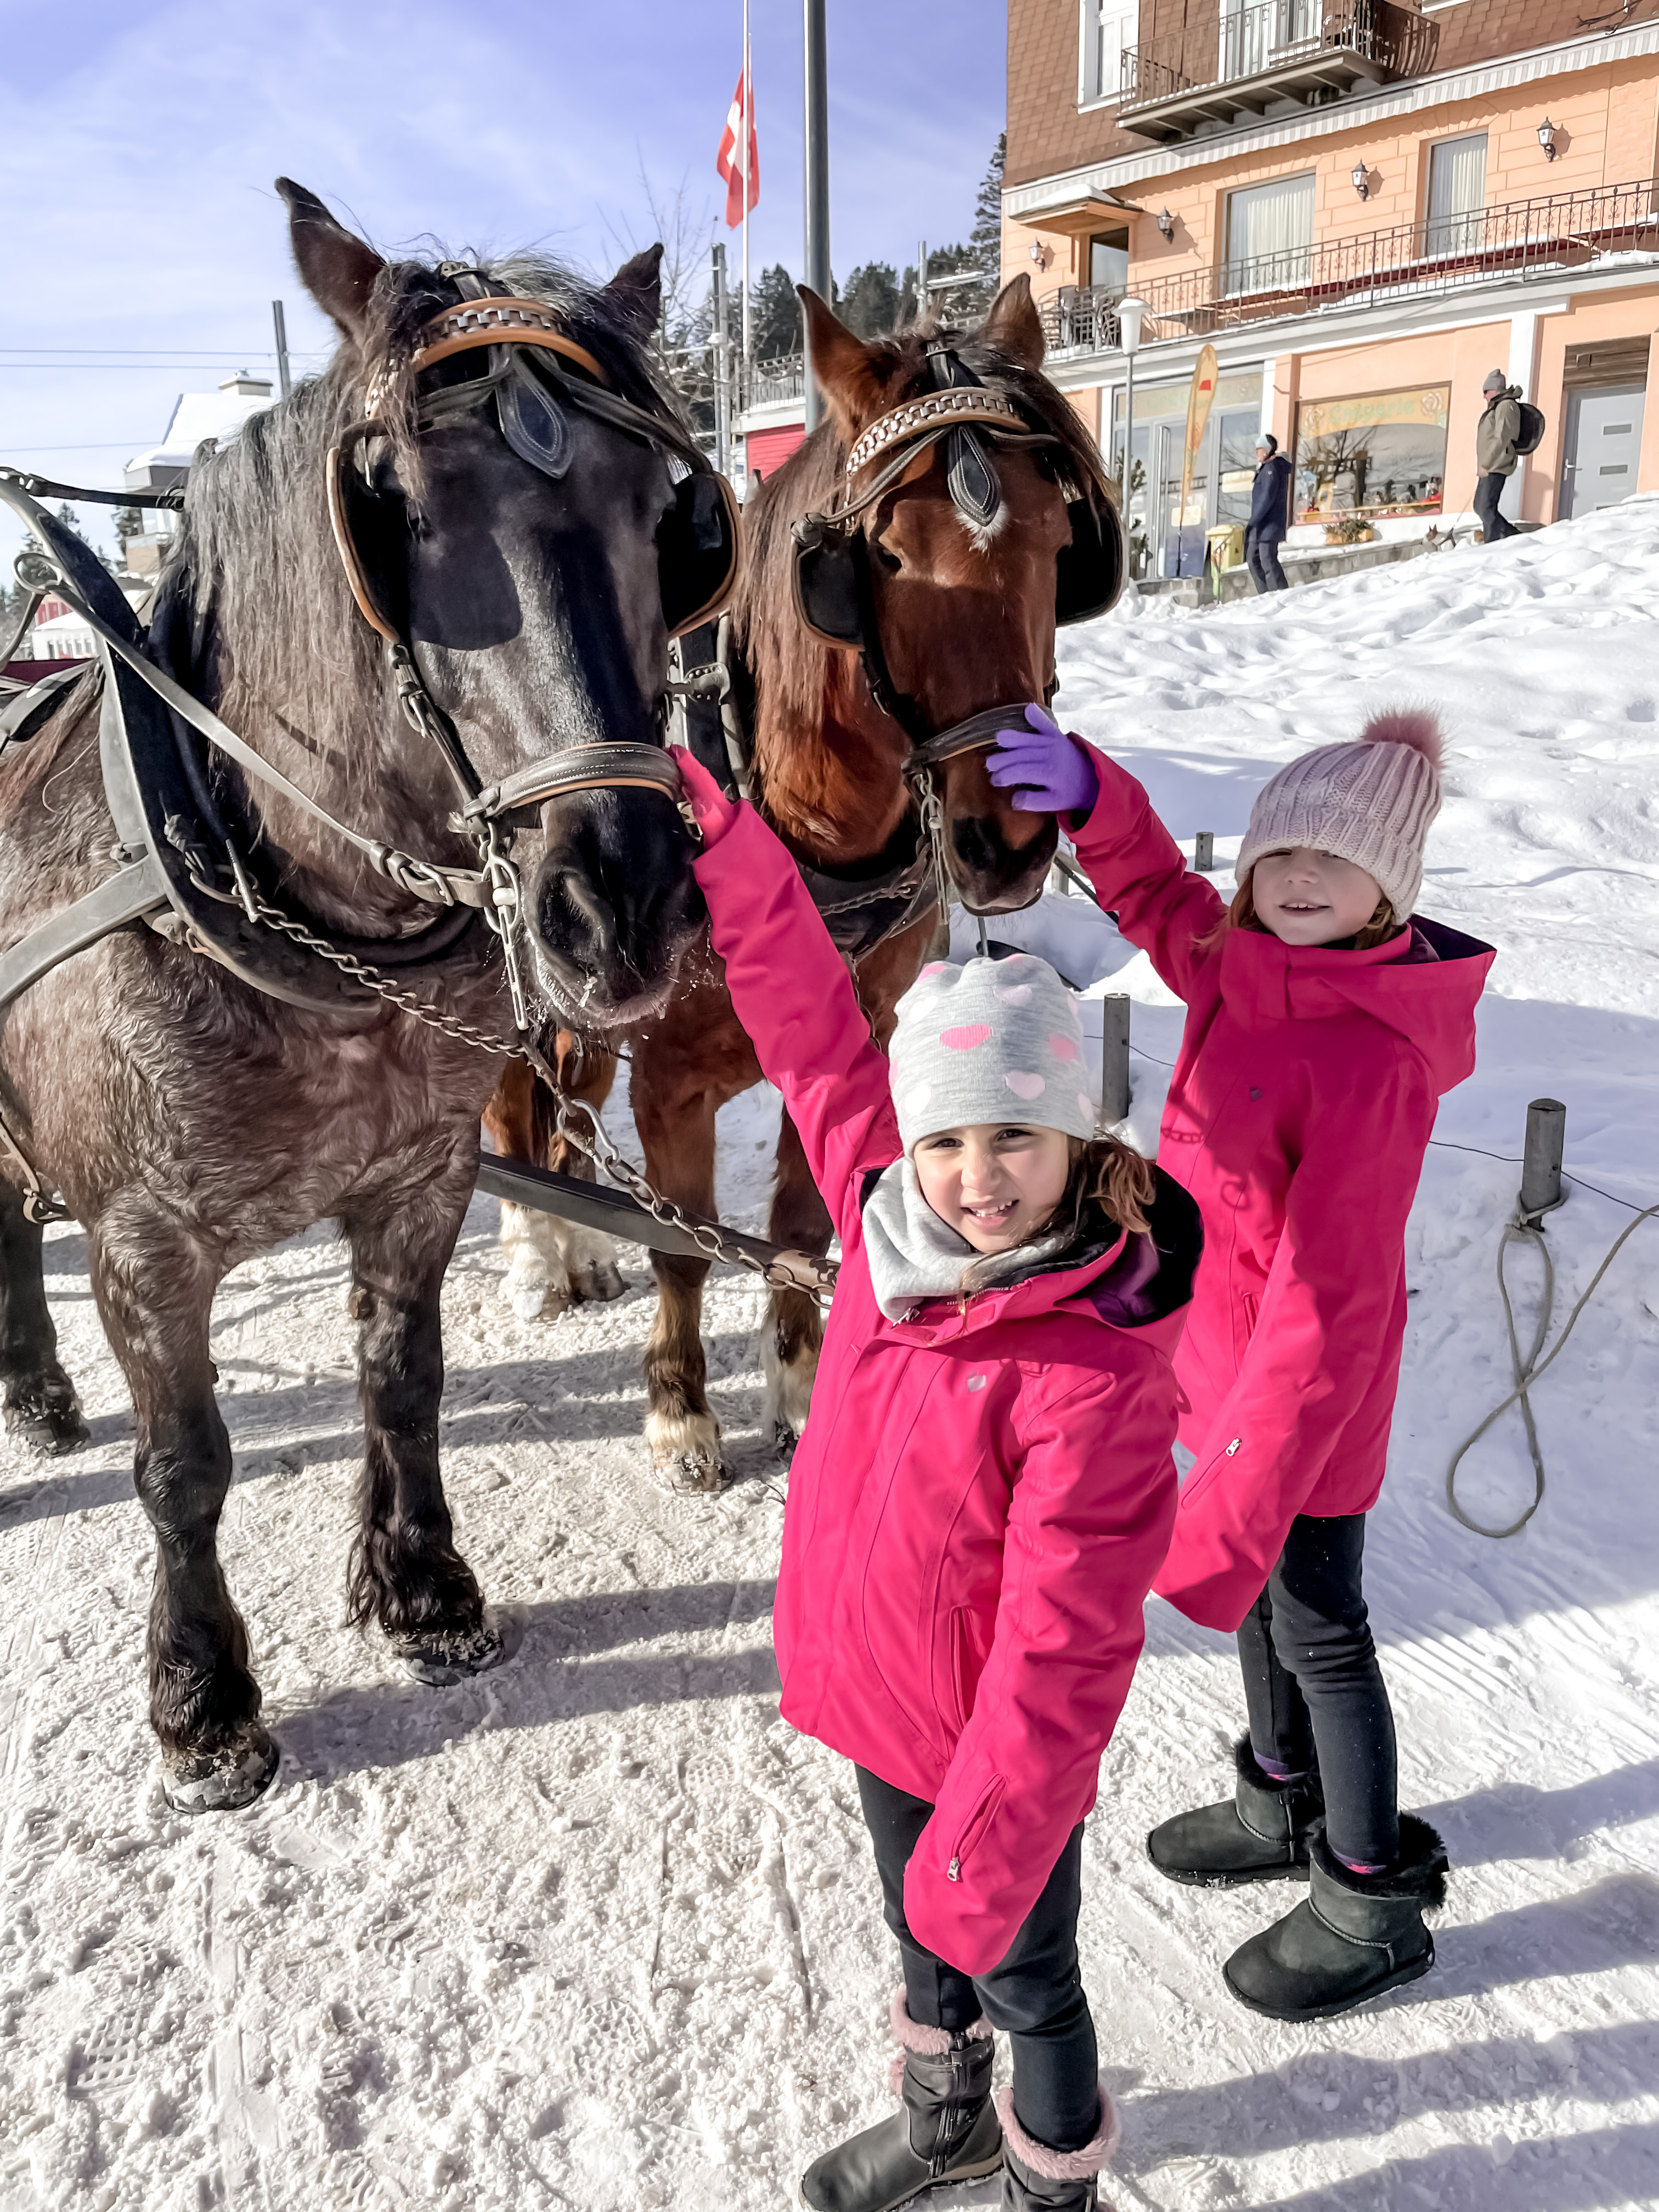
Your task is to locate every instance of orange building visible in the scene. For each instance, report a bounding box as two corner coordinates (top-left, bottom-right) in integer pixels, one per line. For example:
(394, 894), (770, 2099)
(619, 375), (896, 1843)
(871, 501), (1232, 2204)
(1005, 0), (1659, 575)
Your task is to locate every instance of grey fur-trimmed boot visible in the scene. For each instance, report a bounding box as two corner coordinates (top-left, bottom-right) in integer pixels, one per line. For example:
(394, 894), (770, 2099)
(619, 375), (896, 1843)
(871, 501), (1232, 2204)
(996, 2080), (1121, 2211)
(798, 1989), (1003, 2212)
(1147, 1736), (1324, 1886)
(1223, 1813), (1449, 2022)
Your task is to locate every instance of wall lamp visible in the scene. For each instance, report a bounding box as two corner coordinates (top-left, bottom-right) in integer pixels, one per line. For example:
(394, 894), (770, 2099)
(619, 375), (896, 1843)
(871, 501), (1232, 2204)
(1156, 207), (1176, 241)
(1352, 161), (1370, 200)
(1538, 116), (1559, 159)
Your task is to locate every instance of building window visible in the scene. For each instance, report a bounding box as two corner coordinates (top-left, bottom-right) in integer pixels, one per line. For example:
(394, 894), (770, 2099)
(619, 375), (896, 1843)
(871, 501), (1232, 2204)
(1080, 0), (1138, 103)
(1294, 386), (1451, 522)
(1223, 173), (1315, 296)
(1222, 0), (1318, 78)
(1425, 133), (1488, 256)
(1088, 227), (1130, 291)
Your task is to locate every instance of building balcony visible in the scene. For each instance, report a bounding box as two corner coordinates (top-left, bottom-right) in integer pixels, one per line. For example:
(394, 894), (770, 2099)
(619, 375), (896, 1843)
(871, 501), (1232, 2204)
(1038, 174), (1659, 355)
(1119, 0), (1438, 144)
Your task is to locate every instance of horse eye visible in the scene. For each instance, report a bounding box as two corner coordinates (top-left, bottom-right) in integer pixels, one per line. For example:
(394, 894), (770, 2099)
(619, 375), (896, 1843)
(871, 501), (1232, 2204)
(871, 537), (902, 574)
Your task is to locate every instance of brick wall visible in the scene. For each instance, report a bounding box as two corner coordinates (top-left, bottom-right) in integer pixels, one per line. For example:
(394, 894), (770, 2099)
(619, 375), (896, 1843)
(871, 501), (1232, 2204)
(1007, 0), (1143, 185)
(1007, 0), (1643, 194)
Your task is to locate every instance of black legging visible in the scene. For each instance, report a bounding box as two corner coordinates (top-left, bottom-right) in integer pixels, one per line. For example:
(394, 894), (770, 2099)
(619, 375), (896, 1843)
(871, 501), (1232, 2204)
(855, 1766), (1099, 2154)
(1237, 1513), (1400, 1868)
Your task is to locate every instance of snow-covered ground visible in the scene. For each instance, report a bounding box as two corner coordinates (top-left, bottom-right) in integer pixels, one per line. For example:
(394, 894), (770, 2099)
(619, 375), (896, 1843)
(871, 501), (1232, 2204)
(4, 500), (1659, 2212)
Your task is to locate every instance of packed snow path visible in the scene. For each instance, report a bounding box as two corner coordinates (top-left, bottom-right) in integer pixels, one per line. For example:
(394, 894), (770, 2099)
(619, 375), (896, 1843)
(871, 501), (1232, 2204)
(3, 501), (1659, 2212)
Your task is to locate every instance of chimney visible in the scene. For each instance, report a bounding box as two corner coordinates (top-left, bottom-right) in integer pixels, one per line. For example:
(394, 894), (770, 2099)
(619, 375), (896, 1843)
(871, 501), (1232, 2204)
(219, 371), (274, 398)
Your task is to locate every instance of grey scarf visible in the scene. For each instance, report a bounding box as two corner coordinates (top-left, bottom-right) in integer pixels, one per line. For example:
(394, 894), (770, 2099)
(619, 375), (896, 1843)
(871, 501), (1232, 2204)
(861, 1158), (1073, 1322)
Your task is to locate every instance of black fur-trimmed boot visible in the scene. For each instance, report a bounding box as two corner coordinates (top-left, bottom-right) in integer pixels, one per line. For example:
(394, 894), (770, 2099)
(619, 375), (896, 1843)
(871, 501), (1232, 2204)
(1147, 1736), (1324, 1887)
(798, 1989), (1002, 2212)
(996, 2081), (1121, 2211)
(1223, 1813), (1449, 2022)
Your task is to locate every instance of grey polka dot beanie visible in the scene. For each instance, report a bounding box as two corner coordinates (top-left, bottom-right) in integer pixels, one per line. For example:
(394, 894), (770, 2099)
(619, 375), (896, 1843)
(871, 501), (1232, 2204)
(889, 953), (1097, 1151)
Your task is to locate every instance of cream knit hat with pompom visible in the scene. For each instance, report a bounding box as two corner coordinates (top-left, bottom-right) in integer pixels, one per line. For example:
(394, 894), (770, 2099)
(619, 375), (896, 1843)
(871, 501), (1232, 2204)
(1235, 708), (1444, 922)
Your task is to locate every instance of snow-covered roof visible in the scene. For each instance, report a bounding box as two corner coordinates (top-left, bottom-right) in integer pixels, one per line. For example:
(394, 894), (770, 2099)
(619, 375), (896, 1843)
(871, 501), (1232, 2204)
(125, 372), (276, 488)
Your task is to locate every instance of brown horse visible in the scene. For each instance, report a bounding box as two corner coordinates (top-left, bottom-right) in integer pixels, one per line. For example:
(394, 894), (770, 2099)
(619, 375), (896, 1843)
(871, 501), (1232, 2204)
(490, 279), (1119, 1488)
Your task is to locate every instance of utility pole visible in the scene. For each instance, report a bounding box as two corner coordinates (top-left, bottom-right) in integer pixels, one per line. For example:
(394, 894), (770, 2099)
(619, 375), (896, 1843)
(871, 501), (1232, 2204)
(712, 242), (731, 478)
(802, 0), (830, 431)
(272, 300), (292, 398)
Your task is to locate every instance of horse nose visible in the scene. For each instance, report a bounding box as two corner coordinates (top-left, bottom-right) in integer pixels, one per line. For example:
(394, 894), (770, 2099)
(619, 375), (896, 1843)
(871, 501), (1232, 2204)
(530, 793), (706, 1019)
(950, 809), (1058, 914)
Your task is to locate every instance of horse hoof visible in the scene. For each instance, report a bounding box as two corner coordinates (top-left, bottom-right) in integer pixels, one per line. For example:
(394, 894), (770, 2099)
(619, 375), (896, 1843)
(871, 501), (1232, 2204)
(391, 1616), (506, 1687)
(646, 1408), (725, 1493)
(2, 1383), (91, 1457)
(772, 1420), (800, 1468)
(161, 1724), (280, 1815)
(571, 1257), (627, 1304)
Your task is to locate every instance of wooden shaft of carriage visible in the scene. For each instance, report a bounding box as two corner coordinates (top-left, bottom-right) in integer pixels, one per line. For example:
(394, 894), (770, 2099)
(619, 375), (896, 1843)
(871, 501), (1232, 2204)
(475, 1154), (834, 1293)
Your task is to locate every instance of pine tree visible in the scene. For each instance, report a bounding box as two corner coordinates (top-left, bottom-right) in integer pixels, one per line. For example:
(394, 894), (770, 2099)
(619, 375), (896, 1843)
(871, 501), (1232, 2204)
(748, 264), (803, 362)
(839, 263), (902, 340)
(970, 133), (1007, 302)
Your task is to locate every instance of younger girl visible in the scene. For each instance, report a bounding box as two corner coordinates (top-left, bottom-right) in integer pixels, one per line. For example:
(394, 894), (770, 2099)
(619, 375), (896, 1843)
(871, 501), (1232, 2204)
(674, 749), (1203, 2212)
(989, 706), (1493, 2023)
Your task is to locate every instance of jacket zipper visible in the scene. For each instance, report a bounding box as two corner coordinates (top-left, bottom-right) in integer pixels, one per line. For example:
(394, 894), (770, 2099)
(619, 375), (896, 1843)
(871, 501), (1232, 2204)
(945, 1776), (1005, 1881)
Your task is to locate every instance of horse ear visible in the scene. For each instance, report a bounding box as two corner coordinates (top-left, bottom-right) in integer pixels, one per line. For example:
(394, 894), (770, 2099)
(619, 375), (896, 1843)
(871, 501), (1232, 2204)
(980, 274), (1046, 371)
(275, 178), (384, 342)
(603, 244), (664, 341)
(798, 287), (887, 438)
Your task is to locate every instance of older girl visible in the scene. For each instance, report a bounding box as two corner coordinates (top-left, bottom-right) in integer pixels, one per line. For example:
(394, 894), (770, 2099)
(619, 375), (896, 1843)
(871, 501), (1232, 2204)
(989, 706), (1493, 2022)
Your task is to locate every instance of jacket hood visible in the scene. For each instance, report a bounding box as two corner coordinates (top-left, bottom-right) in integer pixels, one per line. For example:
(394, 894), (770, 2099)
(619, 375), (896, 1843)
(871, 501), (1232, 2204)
(863, 1164), (1203, 1358)
(1217, 916), (1494, 1092)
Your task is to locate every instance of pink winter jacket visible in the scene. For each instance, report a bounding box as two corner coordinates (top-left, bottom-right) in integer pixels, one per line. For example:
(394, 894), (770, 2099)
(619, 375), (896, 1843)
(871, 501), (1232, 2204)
(694, 804), (1200, 1978)
(1070, 747), (1495, 1634)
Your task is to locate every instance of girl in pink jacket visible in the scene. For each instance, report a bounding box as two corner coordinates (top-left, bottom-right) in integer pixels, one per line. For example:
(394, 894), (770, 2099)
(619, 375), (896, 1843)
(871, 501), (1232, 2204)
(674, 751), (1202, 2212)
(989, 707), (1493, 2026)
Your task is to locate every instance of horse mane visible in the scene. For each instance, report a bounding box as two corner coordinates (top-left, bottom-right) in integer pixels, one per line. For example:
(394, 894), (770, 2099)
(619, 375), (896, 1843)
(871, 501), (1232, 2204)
(156, 249), (684, 766)
(731, 315), (1111, 782)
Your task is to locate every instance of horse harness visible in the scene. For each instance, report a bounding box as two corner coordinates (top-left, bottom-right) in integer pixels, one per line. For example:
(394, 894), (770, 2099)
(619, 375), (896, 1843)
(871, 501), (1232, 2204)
(670, 340), (1125, 961)
(0, 274), (741, 1219)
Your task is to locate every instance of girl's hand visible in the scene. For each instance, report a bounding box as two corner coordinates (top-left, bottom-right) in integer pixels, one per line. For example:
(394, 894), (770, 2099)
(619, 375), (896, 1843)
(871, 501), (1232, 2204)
(987, 703), (1099, 819)
(675, 748), (742, 847)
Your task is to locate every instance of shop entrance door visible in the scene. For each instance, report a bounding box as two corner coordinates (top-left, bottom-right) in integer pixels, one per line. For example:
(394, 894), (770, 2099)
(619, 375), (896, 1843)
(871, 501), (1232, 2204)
(1559, 385), (1646, 521)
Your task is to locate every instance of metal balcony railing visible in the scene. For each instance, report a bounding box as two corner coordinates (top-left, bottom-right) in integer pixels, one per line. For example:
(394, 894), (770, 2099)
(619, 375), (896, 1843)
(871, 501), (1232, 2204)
(1039, 175), (1659, 353)
(1120, 0), (1437, 136)
(738, 352), (805, 409)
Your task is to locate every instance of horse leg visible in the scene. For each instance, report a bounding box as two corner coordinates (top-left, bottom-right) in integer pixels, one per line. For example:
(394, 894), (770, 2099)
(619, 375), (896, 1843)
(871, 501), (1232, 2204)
(483, 1040), (624, 1321)
(0, 1180), (89, 1454)
(533, 1040), (626, 1306)
(89, 1211), (275, 1814)
(630, 1068), (722, 1493)
(764, 1109), (832, 1457)
(342, 1172), (501, 1687)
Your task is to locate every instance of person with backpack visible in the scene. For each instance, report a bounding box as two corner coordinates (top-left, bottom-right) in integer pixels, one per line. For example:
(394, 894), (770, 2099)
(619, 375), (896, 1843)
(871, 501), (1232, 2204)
(1474, 369), (1525, 541)
(987, 704), (1495, 2023)
(672, 748), (1204, 2212)
(1245, 433), (1295, 592)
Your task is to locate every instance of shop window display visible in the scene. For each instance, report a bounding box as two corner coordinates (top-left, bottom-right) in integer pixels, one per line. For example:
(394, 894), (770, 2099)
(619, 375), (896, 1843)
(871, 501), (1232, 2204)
(1294, 386), (1450, 523)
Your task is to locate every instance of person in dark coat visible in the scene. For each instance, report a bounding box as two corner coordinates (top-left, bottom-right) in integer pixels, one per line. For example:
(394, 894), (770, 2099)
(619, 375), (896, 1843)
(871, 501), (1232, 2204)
(1246, 435), (1294, 593)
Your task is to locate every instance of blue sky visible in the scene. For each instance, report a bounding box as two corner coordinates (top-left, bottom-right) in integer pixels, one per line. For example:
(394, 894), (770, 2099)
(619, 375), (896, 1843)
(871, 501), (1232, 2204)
(1, 0), (1006, 565)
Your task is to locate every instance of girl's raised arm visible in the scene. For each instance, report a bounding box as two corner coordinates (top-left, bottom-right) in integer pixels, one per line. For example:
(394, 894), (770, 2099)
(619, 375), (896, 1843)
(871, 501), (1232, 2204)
(683, 755), (901, 1242)
(989, 709), (1224, 1003)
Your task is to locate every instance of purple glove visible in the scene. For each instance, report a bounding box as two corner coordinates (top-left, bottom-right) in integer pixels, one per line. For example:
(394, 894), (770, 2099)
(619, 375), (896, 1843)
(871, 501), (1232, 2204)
(986, 703), (1099, 817)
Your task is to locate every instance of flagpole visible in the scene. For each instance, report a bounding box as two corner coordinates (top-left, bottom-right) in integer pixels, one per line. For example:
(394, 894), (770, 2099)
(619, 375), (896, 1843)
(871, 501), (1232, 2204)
(741, 0), (752, 398)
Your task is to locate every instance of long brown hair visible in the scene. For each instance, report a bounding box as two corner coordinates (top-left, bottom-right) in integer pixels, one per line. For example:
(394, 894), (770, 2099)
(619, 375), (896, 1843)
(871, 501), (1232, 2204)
(1203, 868), (1400, 953)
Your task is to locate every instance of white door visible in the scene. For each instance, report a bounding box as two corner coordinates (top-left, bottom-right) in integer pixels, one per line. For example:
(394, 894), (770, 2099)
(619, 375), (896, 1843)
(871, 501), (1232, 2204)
(1560, 385), (1647, 521)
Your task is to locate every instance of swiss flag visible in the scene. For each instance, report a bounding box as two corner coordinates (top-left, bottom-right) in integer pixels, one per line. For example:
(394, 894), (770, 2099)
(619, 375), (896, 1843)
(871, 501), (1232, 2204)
(716, 67), (759, 229)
